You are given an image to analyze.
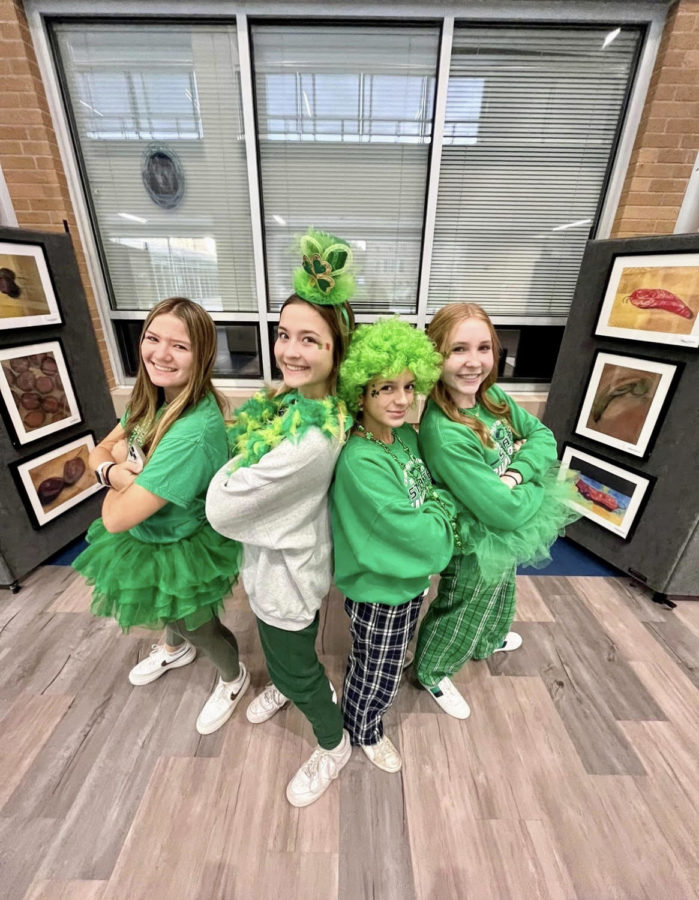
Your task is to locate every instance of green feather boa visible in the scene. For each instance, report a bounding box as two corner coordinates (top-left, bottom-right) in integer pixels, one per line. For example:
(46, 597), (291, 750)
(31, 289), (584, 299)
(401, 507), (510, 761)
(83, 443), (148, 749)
(225, 390), (350, 473)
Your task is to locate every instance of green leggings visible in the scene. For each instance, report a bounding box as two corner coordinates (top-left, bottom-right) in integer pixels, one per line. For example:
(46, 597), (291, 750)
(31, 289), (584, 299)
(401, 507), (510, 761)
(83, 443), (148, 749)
(256, 614), (344, 750)
(166, 615), (240, 682)
(415, 553), (516, 688)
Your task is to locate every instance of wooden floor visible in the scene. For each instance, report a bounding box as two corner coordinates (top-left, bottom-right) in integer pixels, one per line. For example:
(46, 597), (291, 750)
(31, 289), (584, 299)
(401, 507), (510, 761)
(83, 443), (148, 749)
(0, 566), (697, 900)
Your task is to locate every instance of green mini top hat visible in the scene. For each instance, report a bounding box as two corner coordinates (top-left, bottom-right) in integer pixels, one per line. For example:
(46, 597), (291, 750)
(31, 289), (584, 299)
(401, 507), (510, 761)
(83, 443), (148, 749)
(293, 227), (356, 307)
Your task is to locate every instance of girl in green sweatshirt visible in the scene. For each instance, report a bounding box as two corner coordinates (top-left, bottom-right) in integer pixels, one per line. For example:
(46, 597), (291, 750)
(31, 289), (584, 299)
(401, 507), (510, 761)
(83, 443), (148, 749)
(331, 317), (460, 772)
(415, 303), (578, 719)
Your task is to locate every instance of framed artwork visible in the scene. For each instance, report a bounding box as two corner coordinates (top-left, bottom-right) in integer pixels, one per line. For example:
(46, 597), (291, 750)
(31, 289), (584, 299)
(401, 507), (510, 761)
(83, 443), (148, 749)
(559, 444), (654, 540)
(595, 252), (699, 348)
(9, 432), (103, 529)
(0, 341), (82, 446)
(574, 351), (681, 458)
(0, 240), (62, 330)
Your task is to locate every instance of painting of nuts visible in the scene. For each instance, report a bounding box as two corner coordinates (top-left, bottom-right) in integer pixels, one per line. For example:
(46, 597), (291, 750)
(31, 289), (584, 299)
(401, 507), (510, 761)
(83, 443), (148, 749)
(0, 343), (79, 443)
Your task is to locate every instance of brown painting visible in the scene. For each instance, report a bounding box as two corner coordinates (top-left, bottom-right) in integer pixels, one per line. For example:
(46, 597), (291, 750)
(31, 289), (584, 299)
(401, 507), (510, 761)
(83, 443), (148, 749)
(584, 363), (661, 444)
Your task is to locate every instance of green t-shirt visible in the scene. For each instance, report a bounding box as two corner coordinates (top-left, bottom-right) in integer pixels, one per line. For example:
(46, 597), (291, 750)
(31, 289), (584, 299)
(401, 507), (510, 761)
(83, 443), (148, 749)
(121, 393), (229, 543)
(330, 423), (455, 605)
(418, 386), (558, 533)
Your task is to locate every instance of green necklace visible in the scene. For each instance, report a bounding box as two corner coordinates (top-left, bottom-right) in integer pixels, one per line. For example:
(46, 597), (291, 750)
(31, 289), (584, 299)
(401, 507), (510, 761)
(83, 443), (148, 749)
(356, 425), (463, 552)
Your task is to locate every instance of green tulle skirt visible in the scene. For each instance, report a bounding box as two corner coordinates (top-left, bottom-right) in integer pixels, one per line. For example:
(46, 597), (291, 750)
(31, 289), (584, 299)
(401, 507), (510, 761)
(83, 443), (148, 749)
(73, 519), (241, 632)
(458, 466), (581, 580)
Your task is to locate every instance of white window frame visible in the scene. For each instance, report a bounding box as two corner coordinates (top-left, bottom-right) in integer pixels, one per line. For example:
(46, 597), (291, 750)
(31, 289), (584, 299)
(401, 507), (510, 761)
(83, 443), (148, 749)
(26, 0), (667, 392)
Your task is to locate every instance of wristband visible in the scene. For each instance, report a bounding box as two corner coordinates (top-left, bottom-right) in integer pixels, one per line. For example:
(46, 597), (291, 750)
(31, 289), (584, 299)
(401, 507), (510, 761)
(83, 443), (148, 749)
(96, 461), (115, 487)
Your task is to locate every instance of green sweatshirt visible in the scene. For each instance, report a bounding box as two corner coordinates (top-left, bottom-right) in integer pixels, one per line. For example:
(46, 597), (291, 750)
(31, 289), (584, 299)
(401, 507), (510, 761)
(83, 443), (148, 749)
(418, 386), (558, 533)
(330, 423), (456, 605)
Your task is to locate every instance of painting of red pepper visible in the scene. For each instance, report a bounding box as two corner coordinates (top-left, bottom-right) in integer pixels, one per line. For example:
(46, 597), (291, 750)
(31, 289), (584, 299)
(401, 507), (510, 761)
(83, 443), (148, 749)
(596, 253), (699, 347)
(559, 445), (653, 539)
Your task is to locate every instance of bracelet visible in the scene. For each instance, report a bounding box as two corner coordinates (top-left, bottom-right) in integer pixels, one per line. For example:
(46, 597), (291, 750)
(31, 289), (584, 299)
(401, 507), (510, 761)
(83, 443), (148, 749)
(501, 473), (518, 486)
(504, 469), (522, 485)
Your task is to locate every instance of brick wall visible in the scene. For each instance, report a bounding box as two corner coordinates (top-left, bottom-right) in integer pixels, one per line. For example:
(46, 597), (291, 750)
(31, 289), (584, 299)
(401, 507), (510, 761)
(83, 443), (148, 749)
(0, 0), (114, 387)
(612, 0), (699, 238)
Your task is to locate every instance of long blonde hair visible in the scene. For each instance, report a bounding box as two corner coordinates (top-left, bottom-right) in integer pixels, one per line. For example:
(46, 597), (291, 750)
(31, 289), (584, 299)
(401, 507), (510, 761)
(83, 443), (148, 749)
(427, 303), (515, 446)
(126, 297), (225, 459)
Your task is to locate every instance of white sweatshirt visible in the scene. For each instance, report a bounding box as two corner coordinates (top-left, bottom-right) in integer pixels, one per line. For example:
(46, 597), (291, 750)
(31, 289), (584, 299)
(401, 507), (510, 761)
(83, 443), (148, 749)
(205, 427), (342, 631)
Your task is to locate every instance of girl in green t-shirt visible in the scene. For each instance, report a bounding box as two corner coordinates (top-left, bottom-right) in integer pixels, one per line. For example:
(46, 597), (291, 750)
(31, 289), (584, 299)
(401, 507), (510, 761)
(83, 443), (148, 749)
(73, 297), (247, 737)
(330, 317), (460, 772)
(415, 302), (578, 719)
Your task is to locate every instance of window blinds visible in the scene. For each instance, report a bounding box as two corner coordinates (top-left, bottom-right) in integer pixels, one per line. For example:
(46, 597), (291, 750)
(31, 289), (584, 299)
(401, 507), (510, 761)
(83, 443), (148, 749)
(428, 25), (641, 318)
(53, 23), (258, 313)
(252, 24), (440, 313)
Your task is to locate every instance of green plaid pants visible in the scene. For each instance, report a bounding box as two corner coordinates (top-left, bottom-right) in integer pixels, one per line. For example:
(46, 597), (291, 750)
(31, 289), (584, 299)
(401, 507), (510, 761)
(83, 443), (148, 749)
(415, 553), (516, 688)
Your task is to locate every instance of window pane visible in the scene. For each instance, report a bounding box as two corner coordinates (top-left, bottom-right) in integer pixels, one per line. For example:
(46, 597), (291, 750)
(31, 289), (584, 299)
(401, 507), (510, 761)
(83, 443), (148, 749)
(115, 320), (261, 379)
(253, 24), (440, 313)
(53, 23), (258, 313)
(429, 25), (641, 317)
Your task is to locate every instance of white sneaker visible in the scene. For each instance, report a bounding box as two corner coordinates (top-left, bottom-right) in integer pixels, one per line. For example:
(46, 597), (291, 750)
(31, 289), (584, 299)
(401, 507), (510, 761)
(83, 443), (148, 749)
(246, 684), (289, 724)
(286, 729), (351, 807)
(423, 676), (471, 720)
(403, 647), (415, 669)
(361, 734), (402, 773)
(128, 642), (196, 686)
(196, 663), (250, 735)
(493, 631), (523, 653)
(246, 679), (337, 725)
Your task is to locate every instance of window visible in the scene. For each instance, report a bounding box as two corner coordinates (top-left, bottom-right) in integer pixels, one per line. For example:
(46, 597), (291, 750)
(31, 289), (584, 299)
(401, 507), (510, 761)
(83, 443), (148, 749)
(52, 23), (258, 315)
(252, 23), (440, 313)
(429, 25), (642, 318)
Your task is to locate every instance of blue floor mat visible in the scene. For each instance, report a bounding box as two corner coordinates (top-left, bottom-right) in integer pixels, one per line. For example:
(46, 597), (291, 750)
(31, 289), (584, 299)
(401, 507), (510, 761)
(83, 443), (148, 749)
(52, 535), (616, 577)
(517, 537), (618, 577)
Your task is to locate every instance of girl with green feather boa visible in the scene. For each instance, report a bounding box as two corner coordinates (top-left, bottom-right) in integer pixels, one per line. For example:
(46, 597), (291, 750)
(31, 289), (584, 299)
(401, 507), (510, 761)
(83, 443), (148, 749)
(207, 229), (356, 808)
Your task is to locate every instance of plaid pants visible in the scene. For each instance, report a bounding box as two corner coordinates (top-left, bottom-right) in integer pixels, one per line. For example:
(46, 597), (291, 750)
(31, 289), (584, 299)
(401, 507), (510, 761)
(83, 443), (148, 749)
(342, 594), (423, 745)
(415, 554), (516, 688)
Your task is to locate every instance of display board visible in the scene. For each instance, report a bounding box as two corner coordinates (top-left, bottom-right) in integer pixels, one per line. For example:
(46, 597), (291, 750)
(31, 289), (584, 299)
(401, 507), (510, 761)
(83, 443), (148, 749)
(544, 232), (698, 598)
(0, 226), (115, 590)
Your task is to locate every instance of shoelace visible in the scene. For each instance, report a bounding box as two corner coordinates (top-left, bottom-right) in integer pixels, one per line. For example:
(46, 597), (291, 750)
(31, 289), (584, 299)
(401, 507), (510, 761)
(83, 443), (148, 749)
(260, 686), (285, 710)
(301, 746), (326, 780)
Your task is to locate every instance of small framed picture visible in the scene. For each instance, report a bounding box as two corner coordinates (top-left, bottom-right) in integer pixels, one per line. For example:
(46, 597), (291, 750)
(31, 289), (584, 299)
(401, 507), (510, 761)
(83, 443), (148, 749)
(574, 351), (681, 458)
(595, 252), (699, 348)
(0, 240), (62, 331)
(0, 340), (82, 446)
(559, 444), (654, 540)
(9, 432), (103, 529)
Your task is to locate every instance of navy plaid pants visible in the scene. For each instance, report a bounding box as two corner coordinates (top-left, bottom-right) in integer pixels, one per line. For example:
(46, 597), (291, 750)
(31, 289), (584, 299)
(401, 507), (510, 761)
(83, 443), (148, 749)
(342, 593), (423, 745)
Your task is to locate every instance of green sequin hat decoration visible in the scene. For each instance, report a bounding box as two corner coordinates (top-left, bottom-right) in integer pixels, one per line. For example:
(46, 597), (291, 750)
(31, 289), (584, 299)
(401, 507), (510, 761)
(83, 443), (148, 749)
(293, 228), (356, 307)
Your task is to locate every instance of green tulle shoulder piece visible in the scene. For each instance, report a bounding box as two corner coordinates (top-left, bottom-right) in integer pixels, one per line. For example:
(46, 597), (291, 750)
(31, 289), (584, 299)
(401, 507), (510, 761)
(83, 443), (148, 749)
(292, 228), (356, 307)
(225, 390), (350, 472)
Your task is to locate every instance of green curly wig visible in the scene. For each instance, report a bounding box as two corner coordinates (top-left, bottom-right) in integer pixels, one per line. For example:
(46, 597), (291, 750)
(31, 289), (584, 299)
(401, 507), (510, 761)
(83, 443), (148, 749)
(292, 228), (356, 307)
(338, 317), (443, 414)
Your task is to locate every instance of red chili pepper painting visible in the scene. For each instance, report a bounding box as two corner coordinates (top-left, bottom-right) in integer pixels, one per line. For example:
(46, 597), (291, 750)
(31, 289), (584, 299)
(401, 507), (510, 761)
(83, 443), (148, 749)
(575, 478), (619, 512)
(627, 288), (694, 319)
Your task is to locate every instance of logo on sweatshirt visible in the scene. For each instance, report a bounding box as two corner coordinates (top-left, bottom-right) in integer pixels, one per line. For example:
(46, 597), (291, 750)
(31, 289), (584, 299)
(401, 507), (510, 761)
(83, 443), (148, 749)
(403, 458), (432, 508)
(490, 420), (515, 475)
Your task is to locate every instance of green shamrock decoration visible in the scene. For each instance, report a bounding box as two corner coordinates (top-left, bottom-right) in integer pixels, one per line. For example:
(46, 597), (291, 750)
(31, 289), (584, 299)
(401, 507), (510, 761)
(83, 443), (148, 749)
(302, 253), (335, 294)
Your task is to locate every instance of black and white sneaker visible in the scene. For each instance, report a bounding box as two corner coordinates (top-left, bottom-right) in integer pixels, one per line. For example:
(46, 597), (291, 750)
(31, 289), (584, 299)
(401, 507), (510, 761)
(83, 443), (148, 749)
(128, 642), (197, 686)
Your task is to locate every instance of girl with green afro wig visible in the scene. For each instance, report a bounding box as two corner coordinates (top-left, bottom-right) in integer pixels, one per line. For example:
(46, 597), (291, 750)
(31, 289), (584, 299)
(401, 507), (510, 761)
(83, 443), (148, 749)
(338, 316), (443, 414)
(330, 315), (460, 773)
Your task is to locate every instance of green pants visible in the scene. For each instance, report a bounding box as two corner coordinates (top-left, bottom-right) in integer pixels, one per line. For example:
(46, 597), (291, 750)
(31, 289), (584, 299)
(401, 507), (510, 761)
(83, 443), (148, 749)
(256, 614), (344, 750)
(166, 615), (240, 682)
(415, 554), (516, 688)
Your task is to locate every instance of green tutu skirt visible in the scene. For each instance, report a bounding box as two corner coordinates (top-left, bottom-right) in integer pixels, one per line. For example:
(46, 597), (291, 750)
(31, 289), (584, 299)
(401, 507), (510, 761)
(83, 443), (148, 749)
(73, 519), (241, 632)
(459, 466), (581, 580)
